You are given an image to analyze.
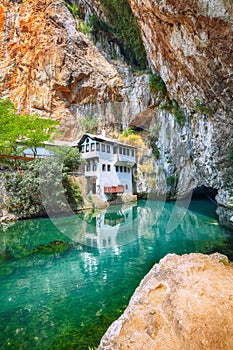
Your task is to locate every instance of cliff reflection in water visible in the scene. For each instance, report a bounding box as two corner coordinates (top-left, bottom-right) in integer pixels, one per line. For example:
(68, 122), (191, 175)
(0, 200), (233, 350)
(51, 199), (231, 257)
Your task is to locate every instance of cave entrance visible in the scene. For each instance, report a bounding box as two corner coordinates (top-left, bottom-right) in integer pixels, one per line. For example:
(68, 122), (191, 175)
(190, 185), (218, 219)
(191, 185), (218, 201)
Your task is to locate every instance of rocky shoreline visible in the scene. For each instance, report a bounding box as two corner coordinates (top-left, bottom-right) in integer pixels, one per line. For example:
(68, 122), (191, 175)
(99, 253), (233, 350)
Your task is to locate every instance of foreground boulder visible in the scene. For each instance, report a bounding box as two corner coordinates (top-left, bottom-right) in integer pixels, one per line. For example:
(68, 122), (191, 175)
(99, 253), (233, 350)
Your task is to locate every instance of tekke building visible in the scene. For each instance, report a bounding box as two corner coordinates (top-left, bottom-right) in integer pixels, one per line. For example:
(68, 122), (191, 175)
(77, 133), (137, 201)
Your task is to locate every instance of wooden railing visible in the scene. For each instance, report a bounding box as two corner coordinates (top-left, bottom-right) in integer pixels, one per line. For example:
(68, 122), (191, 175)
(0, 154), (35, 161)
(104, 185), (124, 194)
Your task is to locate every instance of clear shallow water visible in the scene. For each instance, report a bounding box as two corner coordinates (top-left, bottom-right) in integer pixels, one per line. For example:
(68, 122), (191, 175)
(0, 200), (233, 349)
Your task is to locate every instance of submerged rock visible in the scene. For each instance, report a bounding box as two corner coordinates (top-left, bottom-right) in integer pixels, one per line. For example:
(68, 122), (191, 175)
(99, 253), (233, 350)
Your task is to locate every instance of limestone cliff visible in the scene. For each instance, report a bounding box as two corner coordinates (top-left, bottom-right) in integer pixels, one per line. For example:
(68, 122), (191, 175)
(0, 0), (233, 212)
(99, 253), (233, 350)
(0, 0), (123, 138)
(128, 0), (233, 200)
(0, 0), (151, 139)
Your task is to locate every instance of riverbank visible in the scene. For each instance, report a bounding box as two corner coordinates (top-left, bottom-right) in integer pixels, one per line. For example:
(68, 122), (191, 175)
(99, 253), (233, 350)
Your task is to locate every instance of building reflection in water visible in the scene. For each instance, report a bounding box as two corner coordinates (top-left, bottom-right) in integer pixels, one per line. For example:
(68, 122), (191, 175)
(83, 204), (139, 250)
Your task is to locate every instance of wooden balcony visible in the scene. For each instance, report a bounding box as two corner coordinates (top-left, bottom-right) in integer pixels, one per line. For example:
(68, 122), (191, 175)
(104, 185), (124, 194)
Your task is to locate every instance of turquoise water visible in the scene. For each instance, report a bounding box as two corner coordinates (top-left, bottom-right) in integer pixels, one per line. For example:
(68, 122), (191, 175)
(0, 200), (233, 349)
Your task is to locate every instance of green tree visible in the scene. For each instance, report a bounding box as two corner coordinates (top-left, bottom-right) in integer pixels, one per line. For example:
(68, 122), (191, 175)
(63, 147), (83, 172)
(0, 98), (59, 156)
(5, 150), (83, 218)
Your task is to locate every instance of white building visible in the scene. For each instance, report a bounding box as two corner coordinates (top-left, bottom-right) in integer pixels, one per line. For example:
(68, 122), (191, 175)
(77, 133), (137, 201)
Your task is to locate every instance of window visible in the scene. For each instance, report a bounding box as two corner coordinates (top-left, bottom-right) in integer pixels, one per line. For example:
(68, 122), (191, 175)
(125, 184), (128, 190)
(113, 147), (117, 154)
(102, 164), (106, 171)
(107, 164), (111, 171)
(93, 163), (97, 171)
(127, 149), (129, 156)
(131, 150), (134, 157)
(128, 168), (130, 173)
(96, 142), (100, 151)
(86, 164), (90, 171)
(123, 148), (126, 155)
(124, 166), (127, 172)
(101, 144), (105, 152)
(91, 143), (95, 151)
(116, 165), (119, 172)
(120, 166), (123, 172)
(119, 147), (122, 155)
(86, 144), (89, 152)
(107, 145), (110, 153)
(81, 145), (85, 153)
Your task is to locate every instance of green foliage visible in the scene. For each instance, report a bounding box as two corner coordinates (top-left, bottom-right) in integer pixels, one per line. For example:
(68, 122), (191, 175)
(62, 147), (83, 172)
(32, 240), (70, 256)
(4, 151), (83, 218)
(5, 161), (45, 218)
(152, 145), (160, 159)
(79, 115), (98, 133)
(148, 73), (167, 97)
(122, 127), (134, 137)
(64, 1), (92, 35)
(193, 99), (213, 116)
(63, 174), (83, 210)
(166, 175), (178, 198)
(0, 98), (59, 156)
(98, 0), (147, 69)
(160, 99), (186, 127)
(65, 1), (79, 18)
(78, 21), (92, 35)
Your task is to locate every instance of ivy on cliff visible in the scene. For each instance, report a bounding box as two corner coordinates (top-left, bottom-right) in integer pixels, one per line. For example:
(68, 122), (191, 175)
(91, 0), (147, 69)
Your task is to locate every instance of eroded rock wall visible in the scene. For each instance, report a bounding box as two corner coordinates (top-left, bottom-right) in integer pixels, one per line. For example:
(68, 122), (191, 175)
(0, 0), (232, 204)
(128, 0), (233, 200)
(0, 0), (123, 138)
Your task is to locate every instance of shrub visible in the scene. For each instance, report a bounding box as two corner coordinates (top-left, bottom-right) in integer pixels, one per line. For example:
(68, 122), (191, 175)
(122, 127), (134, 137)
(148, 73), (167, 97)
(65, 1), (79, 18)
(152, 145), (160, 159)
(166, 175), (178, 198)
(160, 99), (185, 127)
(193, 98), (213, 116)
(64, 1), (92, 35)
(4, 149), (83, 218)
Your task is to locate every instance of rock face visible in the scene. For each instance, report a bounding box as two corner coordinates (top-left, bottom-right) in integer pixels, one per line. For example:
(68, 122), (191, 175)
(127, 0), (233, 203)
(0, 0), (123, 138)
(99, 253), (233, 350)
(129, 0), (233, 115)
(0, 0), (233, 210)
(0, 0), (152, 138)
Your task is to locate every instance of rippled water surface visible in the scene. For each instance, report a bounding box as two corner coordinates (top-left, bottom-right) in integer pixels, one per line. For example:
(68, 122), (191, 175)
(0, 200), (233, 349)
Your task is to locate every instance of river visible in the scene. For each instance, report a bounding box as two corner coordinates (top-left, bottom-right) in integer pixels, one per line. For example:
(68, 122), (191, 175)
(0, 199), (233, 349)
